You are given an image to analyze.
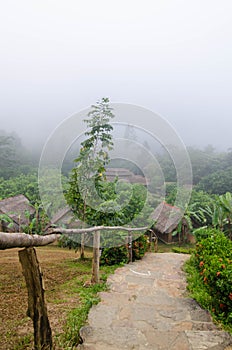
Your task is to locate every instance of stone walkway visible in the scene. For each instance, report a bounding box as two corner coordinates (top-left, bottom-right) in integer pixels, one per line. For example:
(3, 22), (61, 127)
(78, 253), (232, 350)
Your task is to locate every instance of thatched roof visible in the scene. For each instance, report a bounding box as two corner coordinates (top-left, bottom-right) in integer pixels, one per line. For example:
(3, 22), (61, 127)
(151, 202), (183, 234)
(50, 206), (72, 225)
(0, 195), (35, 226)
(105, 168), (148, 185)
(49, 206), (82, 229)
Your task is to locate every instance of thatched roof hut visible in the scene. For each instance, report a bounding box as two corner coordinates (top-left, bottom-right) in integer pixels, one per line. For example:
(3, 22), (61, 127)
(0, 195), (35, 232)
(151, 202), (190, 243)
(105, 168), (148, 186)
(49, 206), (82, 229)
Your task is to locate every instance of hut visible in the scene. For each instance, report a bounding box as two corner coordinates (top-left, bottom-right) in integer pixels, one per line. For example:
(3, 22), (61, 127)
(49, 206), (82, 229)
(0, 195), (35, 232)
(105, 168), (148, 186)
(151, 202), (192, 244)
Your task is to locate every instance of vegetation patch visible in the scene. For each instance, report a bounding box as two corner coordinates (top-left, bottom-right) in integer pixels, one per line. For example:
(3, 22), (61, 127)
(0, 246), (119, 349)
(171, 246), (194, 254)
(184, 228), (232, 333)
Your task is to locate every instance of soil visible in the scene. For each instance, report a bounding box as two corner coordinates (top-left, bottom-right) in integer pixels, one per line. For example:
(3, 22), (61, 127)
(0, 245), (82, 350)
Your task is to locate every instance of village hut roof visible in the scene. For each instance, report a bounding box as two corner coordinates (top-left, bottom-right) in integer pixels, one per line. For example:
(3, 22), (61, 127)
(151, 202), (183, 234)
(0, 194), (35, 226)
(49, 206), (82, 229)
(50, 206), (72, 225)
(105, 168), (148, 185)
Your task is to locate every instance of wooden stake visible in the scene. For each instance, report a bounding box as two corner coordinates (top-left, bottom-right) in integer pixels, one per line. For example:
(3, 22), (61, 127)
(18, 247), (52, 350)
(128, 231), (133, 263)
(91, 230), (100, 284)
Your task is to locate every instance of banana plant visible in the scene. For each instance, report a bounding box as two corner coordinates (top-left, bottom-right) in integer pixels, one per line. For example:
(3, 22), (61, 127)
(0, 213), (14, 231)
(218, 192), (232, 239)
(200, 192), (232, 239)
(172, 202), (206, 244)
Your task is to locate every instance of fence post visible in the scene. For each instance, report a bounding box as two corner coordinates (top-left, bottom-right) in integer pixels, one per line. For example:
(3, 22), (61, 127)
(91, 230), (100, 284)
(128, 231), (133, 263)
(18, 247), (52, 350)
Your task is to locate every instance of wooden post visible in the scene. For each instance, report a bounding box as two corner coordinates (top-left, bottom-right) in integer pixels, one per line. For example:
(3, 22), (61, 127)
(91, 230), (100, 284)
(18, 247), (52, 350)
(148, 231), (152, 252)
(80, 233), (85, 260)
(128, 231), (133, 263)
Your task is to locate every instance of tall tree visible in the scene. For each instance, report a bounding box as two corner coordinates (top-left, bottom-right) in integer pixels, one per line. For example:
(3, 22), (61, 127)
(66, 98), (115, 257)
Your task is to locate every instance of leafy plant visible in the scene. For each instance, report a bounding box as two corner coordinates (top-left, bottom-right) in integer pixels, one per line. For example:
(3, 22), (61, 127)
(100, 234), (148, 265)
(66, 97), (114, 223)
(186, 228), (232, 329)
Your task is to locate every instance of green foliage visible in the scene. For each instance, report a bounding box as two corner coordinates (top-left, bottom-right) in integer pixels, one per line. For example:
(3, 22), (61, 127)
(171, 246), (194, 254)
(187, 146), (222, 185)
(0, 131), (35, 179)
(0, 213), (14, 230)
(64, 283), (105, 346)
(66, 97), (114, 223)
(100, 234), (148, 265)
(196, 167), (232, 195)
(186, 229), (232, 328)
(38, 168), (69, 217)
(22, 204), (49, 235)
(59, 260), (118, 348)
(0, 173), (39, 203)
(156, 152), (177, 182)
(200, 192), (232, 238)
(65, 99), (154, 257)
(100, 245), (128, 265)
(132, 234), (148, 260)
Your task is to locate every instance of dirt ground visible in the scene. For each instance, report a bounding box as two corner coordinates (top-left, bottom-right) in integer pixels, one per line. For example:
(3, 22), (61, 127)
(0, 246), (82, 350)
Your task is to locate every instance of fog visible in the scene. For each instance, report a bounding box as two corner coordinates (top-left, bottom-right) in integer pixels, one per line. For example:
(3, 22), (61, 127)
(1, 0), (232, 151)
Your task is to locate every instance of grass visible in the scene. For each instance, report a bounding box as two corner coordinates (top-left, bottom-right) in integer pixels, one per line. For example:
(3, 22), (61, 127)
(157, 242), (195, 253)
(171, 246), (195, 254)
(0, 247), (120, 350)
(55, 258), (119, 349)
(13, 335), (33, 350)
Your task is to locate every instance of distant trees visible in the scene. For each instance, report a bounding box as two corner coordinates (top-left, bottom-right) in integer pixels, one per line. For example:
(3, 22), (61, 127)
(196, 167), (232, 194)
(0, 130), (36, 179)
(187, 146), (221, 185)
(0, 132), (18, 179)
(0, 173), (39, 202)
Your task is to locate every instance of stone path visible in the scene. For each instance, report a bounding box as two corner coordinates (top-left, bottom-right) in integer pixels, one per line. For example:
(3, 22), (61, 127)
(78, 253), (232, 350)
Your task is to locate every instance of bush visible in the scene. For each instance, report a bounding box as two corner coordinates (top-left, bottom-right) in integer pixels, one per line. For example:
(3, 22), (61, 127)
(132, 234), (148, 260)
(100, 234), (148, 266)
(100, 245), (128, 266)
(189, 229), (232, 326)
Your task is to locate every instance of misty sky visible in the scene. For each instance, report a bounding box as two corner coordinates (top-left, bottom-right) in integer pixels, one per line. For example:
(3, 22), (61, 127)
(1, 0), (232, 150)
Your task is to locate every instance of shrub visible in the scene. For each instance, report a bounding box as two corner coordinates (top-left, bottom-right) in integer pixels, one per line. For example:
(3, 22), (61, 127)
(100, 245), (128, 266)
(189, 228), (232, 325)
(100, 234), (148, 266)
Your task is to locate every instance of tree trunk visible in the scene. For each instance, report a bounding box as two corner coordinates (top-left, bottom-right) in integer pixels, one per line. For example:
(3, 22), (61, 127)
(91, 231), (100, 284)
(18, 248), (52, 350)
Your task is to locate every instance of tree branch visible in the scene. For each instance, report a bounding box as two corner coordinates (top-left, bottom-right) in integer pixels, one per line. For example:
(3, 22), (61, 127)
(0, 232), (60, 250)
(48, 226), (149, 235)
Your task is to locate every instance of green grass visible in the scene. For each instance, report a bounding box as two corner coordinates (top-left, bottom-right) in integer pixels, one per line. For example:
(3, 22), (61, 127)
(13, 334), (33, 350)
(172, 246), (195, 254)
(157, 242), (195, 253)
(56, 259), (119, 349)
